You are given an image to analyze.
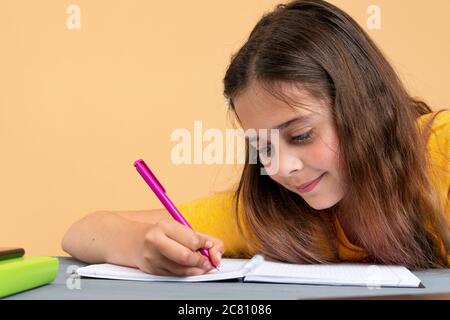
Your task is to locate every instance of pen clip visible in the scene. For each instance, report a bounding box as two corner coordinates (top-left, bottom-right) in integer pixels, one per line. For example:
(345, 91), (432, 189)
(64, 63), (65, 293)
(134, 159), (166, 193)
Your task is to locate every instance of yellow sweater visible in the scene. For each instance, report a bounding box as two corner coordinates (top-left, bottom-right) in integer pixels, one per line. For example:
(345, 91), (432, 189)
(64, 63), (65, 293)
(177, 111), (450, 261)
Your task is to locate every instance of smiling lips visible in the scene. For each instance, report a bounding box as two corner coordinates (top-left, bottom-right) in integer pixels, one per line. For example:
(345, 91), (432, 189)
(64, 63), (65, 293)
(295, 173), (325, 193)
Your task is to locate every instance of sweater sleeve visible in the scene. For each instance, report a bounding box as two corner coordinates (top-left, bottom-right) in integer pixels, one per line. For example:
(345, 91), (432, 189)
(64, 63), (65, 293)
(176, 192), (253, 258)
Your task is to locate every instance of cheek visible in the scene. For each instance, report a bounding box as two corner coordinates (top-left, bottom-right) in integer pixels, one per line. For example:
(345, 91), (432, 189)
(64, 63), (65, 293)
(305, 128), (339, 173)
(267, 138), (340, 186)
(304, 136), (339, 171)
(265, 128), (341, 183)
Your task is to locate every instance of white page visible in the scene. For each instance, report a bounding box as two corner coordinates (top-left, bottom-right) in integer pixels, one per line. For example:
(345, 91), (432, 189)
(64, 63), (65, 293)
(244, 261), (421, 288)
(76, 258), (254, 282)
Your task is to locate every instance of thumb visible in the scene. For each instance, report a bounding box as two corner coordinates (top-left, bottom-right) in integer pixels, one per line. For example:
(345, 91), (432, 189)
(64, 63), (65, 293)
(194, 232), (215, 250)
(195, 231), (224, 252)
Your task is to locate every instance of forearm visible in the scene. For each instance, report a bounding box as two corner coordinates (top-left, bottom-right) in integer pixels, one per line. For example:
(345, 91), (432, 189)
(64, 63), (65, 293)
(62, 211), (148, 267)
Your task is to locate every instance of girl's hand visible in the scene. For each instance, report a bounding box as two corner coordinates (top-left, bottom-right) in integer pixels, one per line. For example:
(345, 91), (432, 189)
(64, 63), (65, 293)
(133, 218), (225, 276)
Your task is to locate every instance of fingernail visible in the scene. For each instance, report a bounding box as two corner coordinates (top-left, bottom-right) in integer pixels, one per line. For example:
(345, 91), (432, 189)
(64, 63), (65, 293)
(205, 240), (213, 248)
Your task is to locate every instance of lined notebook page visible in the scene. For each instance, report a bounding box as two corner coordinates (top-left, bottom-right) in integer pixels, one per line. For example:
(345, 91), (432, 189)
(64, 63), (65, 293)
(77, 258), (252, 282)
(245, 261), (421, 287)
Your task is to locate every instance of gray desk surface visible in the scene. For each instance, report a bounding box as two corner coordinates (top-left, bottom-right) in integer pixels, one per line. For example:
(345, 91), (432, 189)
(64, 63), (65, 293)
(5, 257), (450, 300)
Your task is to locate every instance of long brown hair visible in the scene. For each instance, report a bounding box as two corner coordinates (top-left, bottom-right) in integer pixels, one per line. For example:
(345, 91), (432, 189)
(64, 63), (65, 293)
(223, 0), (449, 268)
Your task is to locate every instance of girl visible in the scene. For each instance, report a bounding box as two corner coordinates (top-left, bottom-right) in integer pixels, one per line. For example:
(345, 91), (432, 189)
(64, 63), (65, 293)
(62, 0), (450, 276)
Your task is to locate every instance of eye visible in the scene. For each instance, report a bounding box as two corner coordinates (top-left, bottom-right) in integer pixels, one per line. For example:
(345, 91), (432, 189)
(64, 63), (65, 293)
(292, 130), (313, 144)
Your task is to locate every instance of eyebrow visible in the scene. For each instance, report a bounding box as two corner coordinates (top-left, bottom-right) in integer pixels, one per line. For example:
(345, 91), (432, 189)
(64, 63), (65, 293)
(273, 114), (314, 130)
(247, 114), (314, 143)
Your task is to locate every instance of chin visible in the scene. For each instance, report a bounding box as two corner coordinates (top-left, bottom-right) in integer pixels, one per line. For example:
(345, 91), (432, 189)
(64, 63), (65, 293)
(307, 202), (334, 210)
(304, 197), (340, 211)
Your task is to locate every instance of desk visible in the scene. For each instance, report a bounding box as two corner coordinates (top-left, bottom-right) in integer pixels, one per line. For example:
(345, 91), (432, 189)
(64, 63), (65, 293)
(5, 257), (450, 300)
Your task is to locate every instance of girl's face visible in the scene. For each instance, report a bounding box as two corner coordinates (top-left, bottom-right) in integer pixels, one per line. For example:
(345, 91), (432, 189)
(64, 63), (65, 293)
(233, 82), (346, 210)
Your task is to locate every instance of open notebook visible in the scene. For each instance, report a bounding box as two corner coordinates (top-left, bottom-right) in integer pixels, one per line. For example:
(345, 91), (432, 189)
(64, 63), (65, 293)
(76, 255), (422, 288)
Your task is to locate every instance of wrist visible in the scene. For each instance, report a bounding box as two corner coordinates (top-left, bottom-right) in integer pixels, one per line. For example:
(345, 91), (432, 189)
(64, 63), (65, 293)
(103, 215), (151, 268)
(128, 220), (153, 268)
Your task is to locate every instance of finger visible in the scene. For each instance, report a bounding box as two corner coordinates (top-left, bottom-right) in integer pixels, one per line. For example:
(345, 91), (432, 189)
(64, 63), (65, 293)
(155, 233), (208, 268)
(137, 260), (171, 276)
(158, 254), (213, 276)
(207, 245), (224, 268)
(195, 232), (225, 267)
(138, 248), (211, 276)
(195, 231), (225, 250)
(162, 221), (214, 252)
(139, 265), (171, 276)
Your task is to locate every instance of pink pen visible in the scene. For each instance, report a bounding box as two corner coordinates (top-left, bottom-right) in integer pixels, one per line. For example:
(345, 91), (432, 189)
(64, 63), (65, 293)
(133, 159), (219, 270)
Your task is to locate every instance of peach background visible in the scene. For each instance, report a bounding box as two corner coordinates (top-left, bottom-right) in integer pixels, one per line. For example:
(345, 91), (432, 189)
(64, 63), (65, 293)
(0, 0), (449, 256)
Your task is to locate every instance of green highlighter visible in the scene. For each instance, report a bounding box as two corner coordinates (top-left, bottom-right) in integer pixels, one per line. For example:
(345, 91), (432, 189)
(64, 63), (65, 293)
(0, 256), (59, 298)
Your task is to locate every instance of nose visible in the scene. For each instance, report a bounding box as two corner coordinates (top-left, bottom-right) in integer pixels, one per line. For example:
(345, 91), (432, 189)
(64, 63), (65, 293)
(267, 142), (304, 177)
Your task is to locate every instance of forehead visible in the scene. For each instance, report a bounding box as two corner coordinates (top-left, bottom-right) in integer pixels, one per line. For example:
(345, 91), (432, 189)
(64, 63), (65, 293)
(233, 82), (326, 131)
